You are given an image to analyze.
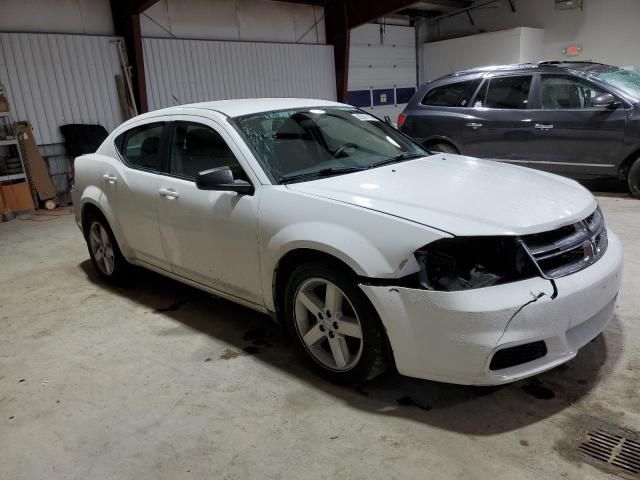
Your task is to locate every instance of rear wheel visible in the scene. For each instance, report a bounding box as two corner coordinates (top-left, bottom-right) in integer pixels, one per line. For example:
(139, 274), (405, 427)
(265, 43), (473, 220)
(427, 142), (458, 154)
(627, 157), (640, 198)
(85, 214), (127, 282)
(284, 262), (388, 384)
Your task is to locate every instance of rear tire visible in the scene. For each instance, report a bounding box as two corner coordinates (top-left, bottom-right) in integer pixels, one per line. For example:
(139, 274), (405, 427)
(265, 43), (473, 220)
(283, 262), (388, 385)
(427, 142), (458, 154)
(627, 157), (640, 198)
(84, 214), (128, 283)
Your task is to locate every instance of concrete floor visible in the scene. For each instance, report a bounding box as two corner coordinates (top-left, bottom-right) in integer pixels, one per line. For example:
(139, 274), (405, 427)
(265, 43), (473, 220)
(1, 193), (638, 480)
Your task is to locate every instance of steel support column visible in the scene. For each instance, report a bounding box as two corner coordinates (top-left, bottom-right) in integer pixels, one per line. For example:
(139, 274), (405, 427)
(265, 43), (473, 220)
(110, 0), (159, 113)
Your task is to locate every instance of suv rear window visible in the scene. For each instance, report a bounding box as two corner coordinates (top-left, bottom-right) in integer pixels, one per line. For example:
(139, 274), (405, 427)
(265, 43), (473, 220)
(475, 75), (532, 109)
(422, 80), (476, 107)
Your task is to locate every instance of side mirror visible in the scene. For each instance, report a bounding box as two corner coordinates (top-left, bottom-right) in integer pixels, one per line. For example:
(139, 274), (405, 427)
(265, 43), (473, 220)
(195, 167), (254, 195)
(592, 93), (621, 109)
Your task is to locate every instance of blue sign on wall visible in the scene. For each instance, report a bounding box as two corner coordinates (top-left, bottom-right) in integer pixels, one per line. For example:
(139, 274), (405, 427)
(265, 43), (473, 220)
(396, 87), (416, 104)
(372, 88), (395, 106)
(346, 90), (372, 108)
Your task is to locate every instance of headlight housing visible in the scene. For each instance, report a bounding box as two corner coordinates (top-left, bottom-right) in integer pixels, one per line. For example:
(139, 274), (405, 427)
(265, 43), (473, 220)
(414, 236), (538, 291)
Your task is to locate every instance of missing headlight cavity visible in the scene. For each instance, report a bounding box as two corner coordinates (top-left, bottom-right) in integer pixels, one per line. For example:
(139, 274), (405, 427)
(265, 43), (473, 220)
(415, 237), (538, 292)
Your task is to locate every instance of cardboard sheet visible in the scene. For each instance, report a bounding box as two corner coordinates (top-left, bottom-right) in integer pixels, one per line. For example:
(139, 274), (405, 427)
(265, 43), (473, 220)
(14, 122), (55, 201)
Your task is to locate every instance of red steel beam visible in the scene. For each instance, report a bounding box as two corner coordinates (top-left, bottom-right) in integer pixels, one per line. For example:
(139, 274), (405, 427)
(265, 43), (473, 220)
(110, 0), (160, 113)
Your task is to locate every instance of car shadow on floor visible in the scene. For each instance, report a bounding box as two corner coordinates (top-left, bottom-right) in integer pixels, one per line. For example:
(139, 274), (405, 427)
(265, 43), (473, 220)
(80, 260), (622, 436)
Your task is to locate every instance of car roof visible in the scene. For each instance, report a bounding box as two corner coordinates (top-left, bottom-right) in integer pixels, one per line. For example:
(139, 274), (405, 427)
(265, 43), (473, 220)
(443, 61), (619, 79)
(133, 98), (348, 120)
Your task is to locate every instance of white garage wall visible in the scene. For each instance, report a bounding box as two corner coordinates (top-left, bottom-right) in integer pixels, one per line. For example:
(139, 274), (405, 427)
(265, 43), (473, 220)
(143, 38), (336, 111)
(348, 23), (416, 121)
(141, 0), (325, 44)
(0, 32), (124, 145)
(0, 0), (114, 35)
(423, 27), (544, 81)
(429, 0), (640, 69)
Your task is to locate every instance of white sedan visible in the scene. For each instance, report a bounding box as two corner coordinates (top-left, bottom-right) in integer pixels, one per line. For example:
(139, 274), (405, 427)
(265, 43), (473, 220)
(73, 98), (623, 385)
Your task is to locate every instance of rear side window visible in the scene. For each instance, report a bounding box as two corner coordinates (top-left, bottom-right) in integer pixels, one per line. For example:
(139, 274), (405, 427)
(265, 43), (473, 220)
(475, 75), (532, 109)
(421, 80), (475, 107)
(117, 122), (165, 171)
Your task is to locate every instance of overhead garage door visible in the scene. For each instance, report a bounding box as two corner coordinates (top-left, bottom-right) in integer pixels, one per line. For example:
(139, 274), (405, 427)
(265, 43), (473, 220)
(347, 23), (416, 122)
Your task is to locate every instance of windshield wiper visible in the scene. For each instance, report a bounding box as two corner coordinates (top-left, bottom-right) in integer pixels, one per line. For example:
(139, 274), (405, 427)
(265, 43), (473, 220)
(279, 166), (366, 184)
(367, 152), (424, 169)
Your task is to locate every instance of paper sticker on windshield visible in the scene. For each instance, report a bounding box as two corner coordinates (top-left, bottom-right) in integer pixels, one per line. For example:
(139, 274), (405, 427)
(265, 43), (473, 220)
(352, 113), (378, 122)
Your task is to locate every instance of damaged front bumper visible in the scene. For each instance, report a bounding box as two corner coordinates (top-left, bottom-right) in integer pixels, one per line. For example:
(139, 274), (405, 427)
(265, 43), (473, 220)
(360, 230), (623, 386)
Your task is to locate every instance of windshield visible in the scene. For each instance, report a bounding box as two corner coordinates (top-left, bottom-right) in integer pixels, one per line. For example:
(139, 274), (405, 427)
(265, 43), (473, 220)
(595, 68), (640, 100)
(232, 107), (428, 183)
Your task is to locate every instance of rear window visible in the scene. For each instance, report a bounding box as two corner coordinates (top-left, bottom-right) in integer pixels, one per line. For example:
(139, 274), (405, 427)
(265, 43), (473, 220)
(475, 75), (532, 109)
(421, 80), (476, 107)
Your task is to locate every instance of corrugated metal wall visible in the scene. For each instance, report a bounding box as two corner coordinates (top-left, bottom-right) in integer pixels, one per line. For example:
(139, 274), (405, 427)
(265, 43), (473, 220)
(0, 32), (124, 145)
(143, 38), (336, 111)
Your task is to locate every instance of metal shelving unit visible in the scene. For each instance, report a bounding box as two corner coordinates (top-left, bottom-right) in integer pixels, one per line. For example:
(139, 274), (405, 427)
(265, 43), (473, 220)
(1, 108), (33, 206)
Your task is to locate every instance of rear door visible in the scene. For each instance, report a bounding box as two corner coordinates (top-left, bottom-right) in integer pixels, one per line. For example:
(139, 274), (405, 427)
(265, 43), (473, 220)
(461, 73), (536, 162)
(103, 120), (171, 270)
(403, 79), (481, 149)
(524, 74), (626, 177)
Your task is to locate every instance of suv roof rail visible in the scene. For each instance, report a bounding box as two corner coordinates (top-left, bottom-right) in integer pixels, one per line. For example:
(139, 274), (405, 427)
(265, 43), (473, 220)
(537, 60), (605, 66)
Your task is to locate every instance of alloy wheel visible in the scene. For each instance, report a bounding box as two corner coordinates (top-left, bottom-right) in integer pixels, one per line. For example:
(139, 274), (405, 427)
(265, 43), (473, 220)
(89, 222), (115, 276)
(294, 278), (364, 371)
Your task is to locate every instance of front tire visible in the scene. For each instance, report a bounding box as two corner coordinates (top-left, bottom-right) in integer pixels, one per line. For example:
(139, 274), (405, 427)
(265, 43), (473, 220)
(85, 215), (127, 282)
(627, 157), (640, 198)
(283, 262), (388, 384)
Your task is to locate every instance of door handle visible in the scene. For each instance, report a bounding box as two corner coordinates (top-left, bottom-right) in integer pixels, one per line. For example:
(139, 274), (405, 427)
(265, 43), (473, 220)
(466, 122), (483, 130)
(102, 174), (118, 184)
(534, 123), (554, 131)
(158, 188), (180, 199)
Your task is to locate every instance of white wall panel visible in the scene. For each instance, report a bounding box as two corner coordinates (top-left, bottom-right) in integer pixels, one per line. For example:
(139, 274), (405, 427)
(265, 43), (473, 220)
(143, 38), (336, 111)
(0, 33), (124, 145)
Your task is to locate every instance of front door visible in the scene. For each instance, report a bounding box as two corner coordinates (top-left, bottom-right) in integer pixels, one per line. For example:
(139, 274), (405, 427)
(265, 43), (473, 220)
(155, 118), (263, 304)
(102, 121), (171, 269)
(525, 74), (626, 178)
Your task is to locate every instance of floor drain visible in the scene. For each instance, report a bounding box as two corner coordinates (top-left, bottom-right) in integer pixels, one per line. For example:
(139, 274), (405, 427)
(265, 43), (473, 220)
(577, 427), (640, 476)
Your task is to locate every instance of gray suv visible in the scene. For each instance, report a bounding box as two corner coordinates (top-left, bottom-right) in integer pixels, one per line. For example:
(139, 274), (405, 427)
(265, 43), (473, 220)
(398, 61), (640, 197)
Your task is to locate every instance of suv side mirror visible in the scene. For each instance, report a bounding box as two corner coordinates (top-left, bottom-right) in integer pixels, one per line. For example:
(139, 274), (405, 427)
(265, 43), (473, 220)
(592, 93), (621, 109)
(196, 167), (254, 195)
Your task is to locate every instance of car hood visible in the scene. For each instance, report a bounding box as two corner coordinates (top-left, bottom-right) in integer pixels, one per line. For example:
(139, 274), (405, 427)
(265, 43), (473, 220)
(285, 154), (597, 236)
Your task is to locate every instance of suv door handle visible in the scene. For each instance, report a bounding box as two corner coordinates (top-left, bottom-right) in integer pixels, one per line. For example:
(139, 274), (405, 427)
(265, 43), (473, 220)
(102, 174), (118, 184)
(534, 123), (554, 131)
(466, 122), (483, 130)
(158, 188), (180, 199)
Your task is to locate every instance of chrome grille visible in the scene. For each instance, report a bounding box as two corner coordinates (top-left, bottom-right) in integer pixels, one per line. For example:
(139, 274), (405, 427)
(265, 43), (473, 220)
(521, 207), (607, 279)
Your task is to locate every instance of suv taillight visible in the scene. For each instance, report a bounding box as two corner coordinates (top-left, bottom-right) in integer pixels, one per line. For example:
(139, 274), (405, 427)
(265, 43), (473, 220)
(397, 113), (407, 128)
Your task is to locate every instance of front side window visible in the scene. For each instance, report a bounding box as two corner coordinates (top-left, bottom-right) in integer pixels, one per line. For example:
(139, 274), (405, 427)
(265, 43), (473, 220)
(475, 75), (532, 109)
(233, 107), (427, 183)
(541, 75), (605, 109)
(118, 122), (165, 171)
(422, 80), (475, 107)
(169, 122), (246, 181)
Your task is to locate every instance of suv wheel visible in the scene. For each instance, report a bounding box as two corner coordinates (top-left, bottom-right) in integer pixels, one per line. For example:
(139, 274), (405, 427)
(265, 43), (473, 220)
(627, 157), (640, 198)
(427, 142), (458, 154)
(283, 262), (388, 384)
